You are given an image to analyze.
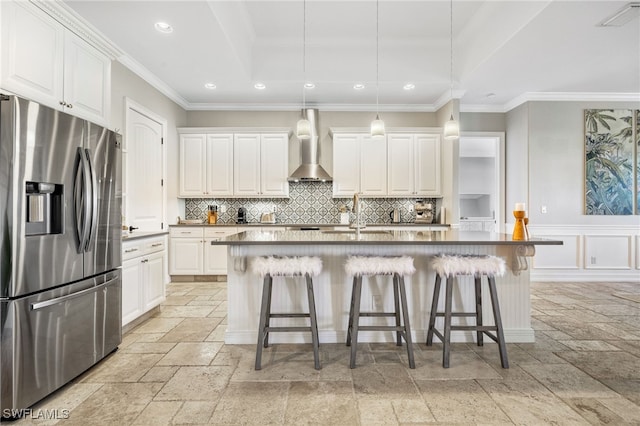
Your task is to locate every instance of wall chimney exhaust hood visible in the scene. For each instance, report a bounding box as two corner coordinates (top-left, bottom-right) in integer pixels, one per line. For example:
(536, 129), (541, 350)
(288, 108), (333, 182)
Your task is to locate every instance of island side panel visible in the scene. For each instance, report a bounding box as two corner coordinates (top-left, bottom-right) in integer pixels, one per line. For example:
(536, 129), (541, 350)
(225, 244), (533, 344)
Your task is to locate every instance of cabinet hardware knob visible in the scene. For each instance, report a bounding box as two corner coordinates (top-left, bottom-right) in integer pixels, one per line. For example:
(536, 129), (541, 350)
(59, 101), (66, 106)
(67, 104), (73, 109)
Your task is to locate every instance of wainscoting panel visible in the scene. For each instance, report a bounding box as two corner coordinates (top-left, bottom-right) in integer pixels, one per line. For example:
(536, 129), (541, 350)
(584, 235), (632, 269)
(532, 235), (580, 269)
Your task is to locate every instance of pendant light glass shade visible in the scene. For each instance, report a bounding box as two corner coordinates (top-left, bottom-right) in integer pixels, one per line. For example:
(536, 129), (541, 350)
(444, 114), (460, 140)
(296, 114), (311, 140)
(371, 114), (385, 137)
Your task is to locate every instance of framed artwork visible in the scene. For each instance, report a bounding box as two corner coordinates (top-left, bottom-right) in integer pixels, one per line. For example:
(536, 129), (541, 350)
(585, 109), (635, 215)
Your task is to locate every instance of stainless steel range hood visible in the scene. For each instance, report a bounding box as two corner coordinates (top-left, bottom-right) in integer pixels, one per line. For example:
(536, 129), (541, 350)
(288, 109), (332, 182)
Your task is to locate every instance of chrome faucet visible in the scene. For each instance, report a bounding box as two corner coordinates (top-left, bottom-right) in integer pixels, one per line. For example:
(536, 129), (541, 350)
(353, 193), (363, 237)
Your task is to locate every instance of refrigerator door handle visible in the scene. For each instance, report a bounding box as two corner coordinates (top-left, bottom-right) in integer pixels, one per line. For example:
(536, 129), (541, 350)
(30, 276), (118, 311)
(85, 148), (99, 251)
(74, 147), (92, 251)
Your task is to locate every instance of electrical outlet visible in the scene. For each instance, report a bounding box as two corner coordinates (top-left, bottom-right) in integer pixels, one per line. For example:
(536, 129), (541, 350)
(590, 256), (597, 265)
(541, 205), (547, 214)
(272, 205), (277, 213)
(220, 205), (227, 214)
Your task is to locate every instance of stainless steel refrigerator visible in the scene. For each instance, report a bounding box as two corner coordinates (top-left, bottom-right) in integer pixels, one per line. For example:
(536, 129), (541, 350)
(0, 94), (122, 416)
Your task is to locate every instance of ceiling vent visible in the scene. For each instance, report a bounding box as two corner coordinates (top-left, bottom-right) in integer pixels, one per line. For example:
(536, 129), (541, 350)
(599, 2), (640, 26)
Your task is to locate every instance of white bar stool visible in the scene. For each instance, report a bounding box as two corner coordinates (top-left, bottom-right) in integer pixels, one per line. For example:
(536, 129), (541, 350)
(251, 256), (322, 370)
(426, 254), (509, 368)
(345, 255), (416, 369)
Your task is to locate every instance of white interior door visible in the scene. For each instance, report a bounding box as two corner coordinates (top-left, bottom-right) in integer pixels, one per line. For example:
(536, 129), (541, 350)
(126, 106), (164, 231)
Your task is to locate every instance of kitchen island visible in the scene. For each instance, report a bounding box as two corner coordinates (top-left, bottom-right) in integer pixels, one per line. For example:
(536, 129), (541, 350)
(213, 229), (561, 345)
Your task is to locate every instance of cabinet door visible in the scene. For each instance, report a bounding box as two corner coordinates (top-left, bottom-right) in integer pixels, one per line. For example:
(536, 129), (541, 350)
(63, 31), (111, 126)
(169, 237), (203, 275)
(179, 134), (207, 197)
(260, 133), (289, 197)
(0, 1), (64, 109)
(204, 239), (228, 275)
(360, 135), (387, 195)
(122, 257), (143, 326)
(233, 134), (261, 195)
(415, 134), (441, 195)
(206, 134), (234, 196)
(144, 251), (165, 310)
(387, 134), (415, 195)
(332, 134), (360, 196)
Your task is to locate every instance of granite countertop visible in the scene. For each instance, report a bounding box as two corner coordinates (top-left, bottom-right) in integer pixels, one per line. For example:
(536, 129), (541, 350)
(169, 222), (451, 228)
(122, 231), (169, 241)
(210, 229), (562, 246)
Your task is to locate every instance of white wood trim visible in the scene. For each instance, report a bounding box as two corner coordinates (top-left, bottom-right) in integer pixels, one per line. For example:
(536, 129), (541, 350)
(329, 127), (442, 136)
(637, 236), (640, 270)
(531, 234), (581, 270)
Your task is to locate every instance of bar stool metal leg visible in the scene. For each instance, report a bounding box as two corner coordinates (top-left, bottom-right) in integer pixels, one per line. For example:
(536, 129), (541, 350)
(443, 276), (454, 368)
(393, 274), (402, 346)
(255, 274), (272, 370)
(306, 274), (321, 370)
(397, 274), (415, 369)
(346, 277), (357, 347)
(487, 275), (509, 368)
(349, 276), (363, 369)
(263, 275), (273, 348)
(474, 276), (483, 346)
(426, 274), (442, 346)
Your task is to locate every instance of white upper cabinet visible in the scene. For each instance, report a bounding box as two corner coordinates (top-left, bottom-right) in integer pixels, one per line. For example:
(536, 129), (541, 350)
(178, 129), (289, 198)
(233, 134), (262, 195)
(206, 134), (234, 196)
(179, 133), (234, 197)
(333, 133), (387, 196)
(1, 1), (111, 126)
(179, 134), (208, 197)
(260, 133), (289, 197)
(387, 133), (441, 196)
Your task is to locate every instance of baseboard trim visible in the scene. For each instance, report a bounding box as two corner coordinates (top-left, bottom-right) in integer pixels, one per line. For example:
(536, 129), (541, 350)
(532, 270), (640, 282)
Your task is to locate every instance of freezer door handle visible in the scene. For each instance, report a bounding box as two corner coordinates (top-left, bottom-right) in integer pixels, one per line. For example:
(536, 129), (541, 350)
(30, 276), (119, 311)
(85, 148), (99, 251)
(74, 147), (92, 251)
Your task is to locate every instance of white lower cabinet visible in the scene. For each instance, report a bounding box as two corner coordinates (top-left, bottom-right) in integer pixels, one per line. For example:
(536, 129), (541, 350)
(170, 227), (239, 275)
(122, 236), (167, 326)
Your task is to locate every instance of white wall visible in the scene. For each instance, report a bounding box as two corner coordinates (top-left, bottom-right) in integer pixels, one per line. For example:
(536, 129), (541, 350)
(110, 61), (187, 222)
(506, 100), (640, 281)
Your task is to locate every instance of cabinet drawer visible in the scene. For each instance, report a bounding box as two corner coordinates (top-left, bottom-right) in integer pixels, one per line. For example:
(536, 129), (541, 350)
(170, 227), (204, 238)
(204, 227), (238, 239)
(123, 237), (166, 261)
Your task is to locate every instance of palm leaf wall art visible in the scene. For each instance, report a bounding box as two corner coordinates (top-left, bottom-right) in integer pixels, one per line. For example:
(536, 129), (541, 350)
(584, 109), (634, 215)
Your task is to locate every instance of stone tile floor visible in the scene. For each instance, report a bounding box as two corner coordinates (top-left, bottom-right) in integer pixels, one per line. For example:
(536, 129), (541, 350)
(16, 280), (640, 425)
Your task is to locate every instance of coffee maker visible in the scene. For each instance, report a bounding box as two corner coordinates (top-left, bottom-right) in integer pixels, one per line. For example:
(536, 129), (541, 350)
(414, 200), (434, 224)
(237, 207), (247, 224)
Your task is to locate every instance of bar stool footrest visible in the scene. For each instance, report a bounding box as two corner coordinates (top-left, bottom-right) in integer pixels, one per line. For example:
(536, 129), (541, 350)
(359, 312), (400, 318)
(358, 325), (407, 332)
(269, 313), (310, 318)
(264, 326), (312, 333)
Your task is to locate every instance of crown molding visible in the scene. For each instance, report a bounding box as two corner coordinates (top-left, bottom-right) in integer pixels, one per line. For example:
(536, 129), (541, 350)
(117, 56), (191, 110)
(31, 0), (122, 59)
(502, 92), (640, 112)
(185, 103), (440, 112)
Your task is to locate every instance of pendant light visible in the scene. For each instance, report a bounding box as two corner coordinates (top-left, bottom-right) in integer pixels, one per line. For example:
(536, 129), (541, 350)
(444, 0), (460, 140)
(296, 0), (311, 140)
(370, 0), (385, 137)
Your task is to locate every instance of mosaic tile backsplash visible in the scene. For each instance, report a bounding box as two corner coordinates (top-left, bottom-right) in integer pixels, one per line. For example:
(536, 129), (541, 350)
(185, 182), (440, 224)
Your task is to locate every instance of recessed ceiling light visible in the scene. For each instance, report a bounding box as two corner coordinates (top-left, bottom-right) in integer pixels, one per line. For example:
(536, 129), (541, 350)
(403, 83), (415, 91)
(204, 83), (217, 90)
(254, 83), (266, 90)
(486, 92), (496, 98)
(304, 82), (316, 89)
(154, 22), (173, 33)
(353, 83), (365, 90)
